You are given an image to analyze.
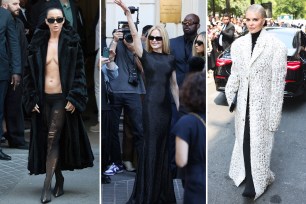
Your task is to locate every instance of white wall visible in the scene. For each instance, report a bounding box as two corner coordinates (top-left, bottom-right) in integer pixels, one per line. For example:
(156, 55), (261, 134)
(105, 0), (206, 46)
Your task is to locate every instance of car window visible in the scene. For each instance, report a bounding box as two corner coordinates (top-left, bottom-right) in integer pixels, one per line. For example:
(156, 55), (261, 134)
(267, 31), (297, 49)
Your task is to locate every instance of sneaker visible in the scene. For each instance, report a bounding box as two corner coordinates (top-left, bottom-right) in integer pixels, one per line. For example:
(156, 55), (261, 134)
(103, 163), (124, 176)
(123, 161), (136, 172)
(89, 123), (100, 133)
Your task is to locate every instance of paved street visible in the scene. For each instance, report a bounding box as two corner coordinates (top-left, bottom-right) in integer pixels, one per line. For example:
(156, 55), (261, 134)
(207, 76), (306, 203)
(102, 171), (184, 204)
(0, 94), (100, 204)
(102, 123), (185, 203)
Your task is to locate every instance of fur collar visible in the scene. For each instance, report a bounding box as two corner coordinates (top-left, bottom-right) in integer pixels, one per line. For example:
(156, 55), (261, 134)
(28, 24), (80, 52)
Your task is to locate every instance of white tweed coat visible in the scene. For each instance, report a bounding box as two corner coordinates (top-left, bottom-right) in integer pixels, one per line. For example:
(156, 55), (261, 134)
(225, 29), (287, 199)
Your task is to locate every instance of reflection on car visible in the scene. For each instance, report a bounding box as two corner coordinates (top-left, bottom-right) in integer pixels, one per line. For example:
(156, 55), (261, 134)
(213, 27), (306, 99)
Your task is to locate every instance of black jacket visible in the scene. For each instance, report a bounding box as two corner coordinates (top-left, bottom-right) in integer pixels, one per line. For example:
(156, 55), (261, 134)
(219, 22), (235, 50)
(0, 7), (21, 80)
(23, 24), (94, 175)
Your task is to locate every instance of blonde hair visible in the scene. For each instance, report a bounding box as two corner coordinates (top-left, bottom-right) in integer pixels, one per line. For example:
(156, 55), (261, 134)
(192, 32), (206, 57)
(146, 25), (170, 54)
(246, 4), (267, 18)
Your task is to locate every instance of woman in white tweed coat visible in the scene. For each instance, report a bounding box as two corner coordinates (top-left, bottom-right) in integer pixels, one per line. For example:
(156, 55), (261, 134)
(225, 4), (287, 199)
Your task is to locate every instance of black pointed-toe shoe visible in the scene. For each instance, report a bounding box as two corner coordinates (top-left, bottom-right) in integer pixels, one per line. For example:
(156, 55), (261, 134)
(0, 149), (11, 160)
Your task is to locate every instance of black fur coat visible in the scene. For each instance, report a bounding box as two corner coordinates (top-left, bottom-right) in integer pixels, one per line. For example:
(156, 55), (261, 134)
(23, 25), (94, 175)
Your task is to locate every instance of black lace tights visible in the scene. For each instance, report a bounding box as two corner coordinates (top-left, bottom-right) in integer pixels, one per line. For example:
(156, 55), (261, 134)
(43, 94), (66, 191)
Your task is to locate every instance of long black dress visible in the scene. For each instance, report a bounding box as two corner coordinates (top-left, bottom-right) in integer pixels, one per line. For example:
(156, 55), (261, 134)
(127, 50), (176, 204)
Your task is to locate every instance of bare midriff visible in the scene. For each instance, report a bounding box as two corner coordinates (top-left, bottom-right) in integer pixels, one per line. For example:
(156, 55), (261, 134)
(45, 39), (62, 94)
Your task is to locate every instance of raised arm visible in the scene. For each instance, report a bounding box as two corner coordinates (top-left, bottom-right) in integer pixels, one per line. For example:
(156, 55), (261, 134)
(114, 0), (143, 57)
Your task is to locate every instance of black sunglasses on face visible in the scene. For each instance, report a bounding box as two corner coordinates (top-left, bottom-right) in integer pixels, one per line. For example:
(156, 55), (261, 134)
(47, 17), (64, 24)
(182, 20), (199, 26)
(148, 35), (163, 41)
(195, 40), (203, 46)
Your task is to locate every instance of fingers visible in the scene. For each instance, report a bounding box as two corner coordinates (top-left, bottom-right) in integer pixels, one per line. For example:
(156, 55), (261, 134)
(11, 75), (21, 91)
(32, 104), (40, 113)
(101, 57), (110, 65)
(65, 101), (75, 114)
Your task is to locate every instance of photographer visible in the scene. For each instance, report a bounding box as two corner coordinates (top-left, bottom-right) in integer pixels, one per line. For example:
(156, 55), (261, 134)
(103, 22), (145, 176)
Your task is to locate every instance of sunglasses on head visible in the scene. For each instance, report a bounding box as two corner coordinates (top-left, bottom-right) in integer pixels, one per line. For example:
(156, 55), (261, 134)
(46, 17), (64, 24)
(195, 40), (203, 46)
(148, 35), (163, 41)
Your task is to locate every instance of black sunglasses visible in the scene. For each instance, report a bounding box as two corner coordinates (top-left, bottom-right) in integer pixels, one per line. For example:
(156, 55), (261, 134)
(182, 20), (199, 26)
(148, 35), (163, 41)
(195, 40), (203, 46)
(46, 17), (64, 24)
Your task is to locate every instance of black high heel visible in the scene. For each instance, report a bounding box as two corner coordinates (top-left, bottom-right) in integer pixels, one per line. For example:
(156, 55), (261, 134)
(41, 183), (51, 203)
(53, 177), (64, 197)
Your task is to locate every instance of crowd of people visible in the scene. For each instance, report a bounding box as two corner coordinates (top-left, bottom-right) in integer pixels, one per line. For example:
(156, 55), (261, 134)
(207, 12), (305, 71)
(0, 0), (98, 203)
(101, 0), (205, 203)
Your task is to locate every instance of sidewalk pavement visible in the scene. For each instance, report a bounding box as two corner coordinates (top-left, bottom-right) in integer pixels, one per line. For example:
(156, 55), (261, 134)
(0, 96), (100, 204)
(102, 171), (184, 204)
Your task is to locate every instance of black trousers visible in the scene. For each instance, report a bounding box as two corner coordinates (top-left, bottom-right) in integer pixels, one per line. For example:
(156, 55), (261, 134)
(109, 93), (143, 165)
(0, 81), (8, 143)
(243, 97), (255, 192)
(4, 82), (25, 146)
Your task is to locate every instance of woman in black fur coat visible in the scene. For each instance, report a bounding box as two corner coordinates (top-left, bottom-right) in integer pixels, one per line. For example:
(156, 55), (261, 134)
(23, 7), (94, 203)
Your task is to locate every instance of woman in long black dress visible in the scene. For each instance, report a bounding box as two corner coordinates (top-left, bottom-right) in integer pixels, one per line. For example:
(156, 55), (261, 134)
(114, 1), (179, 203)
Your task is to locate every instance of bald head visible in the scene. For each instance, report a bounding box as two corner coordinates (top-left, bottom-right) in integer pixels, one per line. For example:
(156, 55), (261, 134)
(2, 0), (20, 16)
(185, 14), (200, 24)
(182, 13), (200, 36)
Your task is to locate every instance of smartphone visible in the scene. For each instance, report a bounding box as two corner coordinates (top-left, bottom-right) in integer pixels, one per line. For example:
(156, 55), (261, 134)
(102, 47), (109, 58)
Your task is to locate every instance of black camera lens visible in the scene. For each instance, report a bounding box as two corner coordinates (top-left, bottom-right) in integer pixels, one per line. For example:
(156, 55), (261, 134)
(124, 33), (133, 43)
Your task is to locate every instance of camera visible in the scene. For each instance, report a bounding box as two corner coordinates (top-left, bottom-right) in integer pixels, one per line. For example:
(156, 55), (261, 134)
(128, 66), (138, 86)
(117, 6), (139, 43)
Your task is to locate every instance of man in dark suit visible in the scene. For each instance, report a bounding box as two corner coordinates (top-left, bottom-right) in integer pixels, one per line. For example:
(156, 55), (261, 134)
(217, 13), (235, 51)
(170, 13), (200, 88)
(17, 0), (32, 43)
(169, 13), (200, 177)
(2, 0), (29, 150)
(0, 7), (22, 160)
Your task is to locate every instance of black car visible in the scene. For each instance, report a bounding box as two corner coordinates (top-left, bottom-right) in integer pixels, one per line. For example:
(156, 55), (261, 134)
(213, 27), (306, 98)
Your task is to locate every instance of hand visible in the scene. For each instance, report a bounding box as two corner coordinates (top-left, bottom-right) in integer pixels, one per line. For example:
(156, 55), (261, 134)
(109, 49), (116, 61)
(65, 101), (76, 114)
(101, 57), (110, 65)
(32, 104), (40, 113)
(114, 0), (130, 13)
(113, 30), (123, 42)
(11, 74), (21, 91)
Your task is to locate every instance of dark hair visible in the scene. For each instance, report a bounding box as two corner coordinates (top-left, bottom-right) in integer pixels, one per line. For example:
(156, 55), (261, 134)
(46, 7), (63, 18)
(142, 25), (153, 36)
(223, 13), (231, 19)
(188, 56), (204, 73)
(180, 72), (205, 113)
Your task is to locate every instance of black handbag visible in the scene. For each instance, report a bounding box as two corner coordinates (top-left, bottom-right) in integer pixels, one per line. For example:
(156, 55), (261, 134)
(229, 92), (238, 112)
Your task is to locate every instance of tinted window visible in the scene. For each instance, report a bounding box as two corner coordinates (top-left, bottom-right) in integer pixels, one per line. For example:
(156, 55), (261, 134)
(267, 30), (297, 49)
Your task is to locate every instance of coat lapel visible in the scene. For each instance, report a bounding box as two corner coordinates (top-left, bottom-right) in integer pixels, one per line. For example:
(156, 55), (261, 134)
(58, 33), (68, 93)
(249, 30), (267, 67)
